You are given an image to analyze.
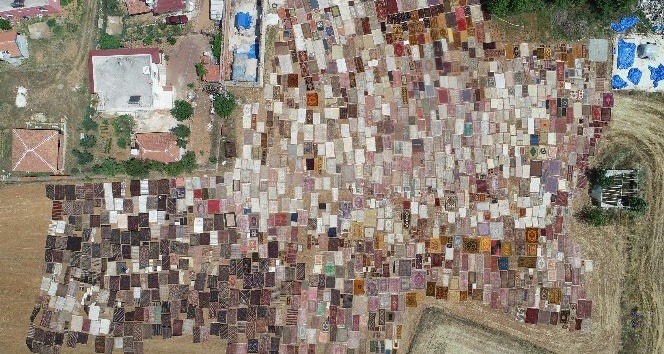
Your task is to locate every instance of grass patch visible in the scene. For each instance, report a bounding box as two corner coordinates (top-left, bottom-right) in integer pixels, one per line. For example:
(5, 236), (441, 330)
(0, 129), (12, 171)
(99, 33), (122, 49)
(124, 23), (184, 43)
(489, 0), (646, 42)
(111, 114), (134, 148)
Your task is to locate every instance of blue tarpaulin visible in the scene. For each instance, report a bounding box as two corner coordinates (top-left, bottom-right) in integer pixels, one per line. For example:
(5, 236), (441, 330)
(612, 75), (628, 89)
(235, 12), (252, 29)
(627, 67), (642, 85)
(649, 64), (664, 88)
(246, 43), (258, 59)
(617, 38), (636, 69)
(611, 16), (639, 32)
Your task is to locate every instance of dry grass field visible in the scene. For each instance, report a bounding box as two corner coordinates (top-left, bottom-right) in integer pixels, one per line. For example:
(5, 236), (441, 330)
(0, 1), (99, 172)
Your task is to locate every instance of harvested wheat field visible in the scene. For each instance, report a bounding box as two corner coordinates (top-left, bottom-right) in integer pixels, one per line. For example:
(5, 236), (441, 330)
(409, 308), (552, 354)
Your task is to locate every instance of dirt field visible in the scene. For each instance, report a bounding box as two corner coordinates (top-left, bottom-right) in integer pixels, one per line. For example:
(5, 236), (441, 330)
(0, 184), (53, 352)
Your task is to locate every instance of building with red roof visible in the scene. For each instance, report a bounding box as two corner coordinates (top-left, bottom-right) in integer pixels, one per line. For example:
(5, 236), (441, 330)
(0, 30), (21, 58)
(152, 0), (185, 14)
(135, 132), (181, 163)
(0, 0), (60, 20)
(11, 129), (63, 173)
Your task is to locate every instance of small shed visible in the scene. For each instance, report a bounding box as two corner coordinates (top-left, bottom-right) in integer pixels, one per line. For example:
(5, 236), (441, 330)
(591, 170), (639, 208)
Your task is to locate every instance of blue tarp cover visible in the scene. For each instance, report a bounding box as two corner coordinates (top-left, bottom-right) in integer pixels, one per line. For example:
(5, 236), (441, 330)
(246, 43), (258, 59)
(649, 64), (664, 88)
(617, 39), (636, 70)
(235, 12), (252, 29)
(627, 67), (642, 85)
(612, 75), (628, 89)
(611, 16), (639, 32)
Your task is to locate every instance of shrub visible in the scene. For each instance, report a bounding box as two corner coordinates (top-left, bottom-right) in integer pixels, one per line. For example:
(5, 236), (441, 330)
(102, 0), (122, 16)
(212, 33), (222, 61)
(0, 19), (11, 31)
(81, 109), (98, 131)
(171, 100), (194, 121)
(112, 114), (134, 148)
(72, 149), (94, 165)
(627, 196), (648, 214)
(143, 36), (153, 45)
(167, 36), (177, 45)
(213, 92), (237, 118)
(116, 136), (127, 148)
(195, 62), (207, 78)
(46, 18), (57, 28)
(79, 135), (97, 148)
(99, 34), (121, 49)
(576, 206), (608, 226)
(60, 0), (74, 6)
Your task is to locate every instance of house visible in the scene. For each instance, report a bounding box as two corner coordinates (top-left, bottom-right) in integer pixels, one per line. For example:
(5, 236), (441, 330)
(88, 48), (174, 113)
(11, 129), (63, 173)
(153, 0), (185, 14)
(0, 30), (29, 65)
(124, 0), (151, 15)
(0, 0), (60, 20)
(591, 170), (639, 208)
(134, 132), (181, 163)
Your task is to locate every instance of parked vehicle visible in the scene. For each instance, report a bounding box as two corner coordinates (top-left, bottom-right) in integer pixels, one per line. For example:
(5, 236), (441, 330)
(165, 15), (188, 25)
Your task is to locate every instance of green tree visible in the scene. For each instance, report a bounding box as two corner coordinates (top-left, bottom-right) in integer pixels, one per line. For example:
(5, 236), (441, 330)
(164, 151), (197, 176)
(72, 149), (94, 165)
(576, 206), (608, 226)
(170, 100), (194, 121)
(167, 36), (177, 45)
(195, 62), (207, 78)
(92, 158), (124, 176)
(143, 36), (153, 45)
(99, 34), (121, 49)
(79, 134), (97, 148)
(212, 33), (222, 61)
(587, 168), (614, 188)
(627, 196), (647, 214)
(213, 92), (237, 118)
(171, 124), (191, 148)
(487, 0), (511, 16)
(122, 158), (152, 178)
(0, 19), (11, 31)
